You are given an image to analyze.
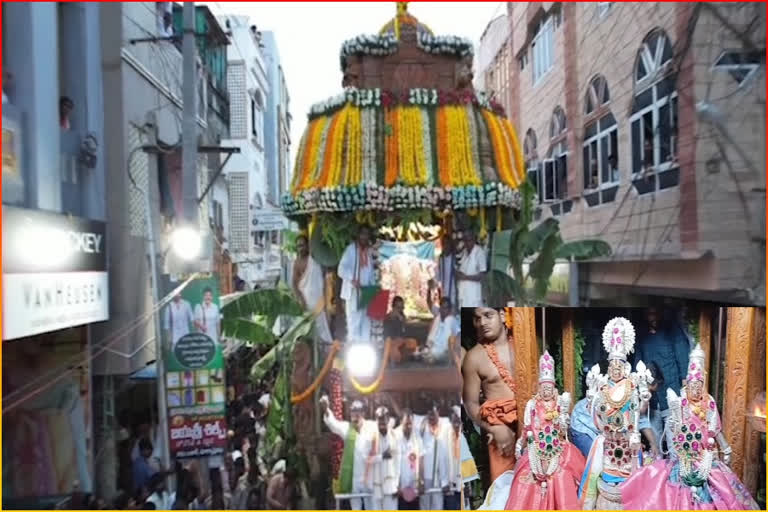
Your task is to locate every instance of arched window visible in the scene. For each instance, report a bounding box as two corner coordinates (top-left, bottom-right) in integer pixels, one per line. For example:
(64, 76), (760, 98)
(629, 29), (678, 194)
(550, 106), (567, 139)
(524, 129), (543, 201)
(543, 107), (568, 205)
(585, 75), (610, 116)
(583, 76), (618, 206)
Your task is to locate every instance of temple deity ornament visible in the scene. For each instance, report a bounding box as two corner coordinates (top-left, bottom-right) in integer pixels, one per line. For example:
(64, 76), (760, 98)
(579, 317), (652, 510)
(619, 343), (759, 510)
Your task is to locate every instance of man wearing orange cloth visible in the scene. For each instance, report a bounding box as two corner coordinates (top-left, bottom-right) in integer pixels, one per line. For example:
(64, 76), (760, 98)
(462, 307), (518, 482)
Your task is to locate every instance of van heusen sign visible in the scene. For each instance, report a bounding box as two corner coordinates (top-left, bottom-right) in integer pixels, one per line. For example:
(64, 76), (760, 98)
(2, 206), (109, 340)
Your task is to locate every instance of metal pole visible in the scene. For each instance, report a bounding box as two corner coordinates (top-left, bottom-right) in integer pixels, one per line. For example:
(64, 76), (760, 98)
(182, 1), (198, 227)
(144, 169), (171, 476)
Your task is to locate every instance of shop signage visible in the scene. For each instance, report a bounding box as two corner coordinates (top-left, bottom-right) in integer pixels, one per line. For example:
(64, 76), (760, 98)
(251, 209), (288, 232)
(2, 206), (109, 340)
(164, 277), (228, 459)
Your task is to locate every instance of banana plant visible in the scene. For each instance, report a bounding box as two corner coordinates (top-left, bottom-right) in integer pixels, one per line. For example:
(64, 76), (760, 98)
(221, 288), (316, 472)
(486, 181), (612, 306)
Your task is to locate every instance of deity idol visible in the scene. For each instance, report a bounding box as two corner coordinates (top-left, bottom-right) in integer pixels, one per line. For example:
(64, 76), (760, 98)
(579, 317), (653, 510)
(620, 343), (759, 510)
(503, 351), (586, 509)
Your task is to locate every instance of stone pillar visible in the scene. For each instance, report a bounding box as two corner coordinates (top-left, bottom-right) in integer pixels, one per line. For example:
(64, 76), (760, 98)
(561, 309), (576, 397)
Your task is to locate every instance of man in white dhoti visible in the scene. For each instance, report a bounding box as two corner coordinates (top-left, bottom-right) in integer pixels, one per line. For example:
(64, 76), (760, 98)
(394, 410), (424, 510)
(457, 230), (486, 308)
(163, 294), (193, 347)
(444, 407), (466, 510)
(193, 287), (222, 343)
(419, 405), (450, 510)
(337, 226), (375, 343)
(292, 235), (333, 344)
(320, 398), (372, 511)
(362, 407), (400, 510)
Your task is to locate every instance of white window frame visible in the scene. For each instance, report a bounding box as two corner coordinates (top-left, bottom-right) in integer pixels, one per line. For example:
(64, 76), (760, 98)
(635, 31), (672, 87)
(597, 2), (612, 18)
(532, 17), (554, 85)
(583, 120), (619, 194)
(629, 87), (678, 181)
(543, 142), (569, 203)
(712, 49), (762, 88)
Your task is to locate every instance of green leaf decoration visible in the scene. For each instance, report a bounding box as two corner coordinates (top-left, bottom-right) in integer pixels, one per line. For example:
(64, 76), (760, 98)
(555, 240), (612, 261)
(222, 289), (304, 330)
(222, 317), (277, 347)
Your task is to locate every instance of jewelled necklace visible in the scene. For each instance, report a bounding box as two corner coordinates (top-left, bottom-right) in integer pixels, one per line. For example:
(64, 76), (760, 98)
(603, 379), (632, 410)
(483, 342), (516, 393)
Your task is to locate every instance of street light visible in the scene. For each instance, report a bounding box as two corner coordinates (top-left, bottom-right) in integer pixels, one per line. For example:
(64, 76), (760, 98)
(346, 343), (378, 378)
(170, 225), (201, 260)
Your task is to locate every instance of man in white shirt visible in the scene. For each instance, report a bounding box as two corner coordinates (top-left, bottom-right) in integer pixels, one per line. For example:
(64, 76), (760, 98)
(394, 409), (424, 510)
(320, 398), (372, 511)
(457, 230), (486, 308)
(425, 282), (459, 364)
(337, 226), (375, 343)
(194, 287), (222, 343)
(363, 406), (400, 511)
(419, 405), (450, 510)
(163, 294), (194, 347)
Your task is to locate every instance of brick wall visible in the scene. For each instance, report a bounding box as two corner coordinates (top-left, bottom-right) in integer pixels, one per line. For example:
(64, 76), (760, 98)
(493, 1), (764, 299)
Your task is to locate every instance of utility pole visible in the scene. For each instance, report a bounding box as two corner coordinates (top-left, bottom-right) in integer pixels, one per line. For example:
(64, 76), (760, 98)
(182, 1), (199, 229)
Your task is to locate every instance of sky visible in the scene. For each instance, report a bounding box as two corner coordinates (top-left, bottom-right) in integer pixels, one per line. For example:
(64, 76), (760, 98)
(204, 1), (505, 167)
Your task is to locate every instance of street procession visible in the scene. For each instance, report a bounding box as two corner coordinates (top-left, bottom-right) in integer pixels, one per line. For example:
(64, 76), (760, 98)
(1, 0), (765, 510)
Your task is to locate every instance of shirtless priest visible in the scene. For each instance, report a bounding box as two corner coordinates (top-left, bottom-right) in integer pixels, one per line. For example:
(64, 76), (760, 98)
(462, 307), (518, 482)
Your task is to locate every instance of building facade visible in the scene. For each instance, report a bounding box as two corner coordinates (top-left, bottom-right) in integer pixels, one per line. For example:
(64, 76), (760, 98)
(2, 2), (108, 506)
(475, 14), (512, 117)
(495, 1), (765, 305)
(260, 31), (292, 286)
(218, 14), (279, 289)
(95, 1), (230, 500)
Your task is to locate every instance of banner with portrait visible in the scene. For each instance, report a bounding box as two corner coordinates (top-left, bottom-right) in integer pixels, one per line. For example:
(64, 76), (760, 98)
(164, 277), (227, 459)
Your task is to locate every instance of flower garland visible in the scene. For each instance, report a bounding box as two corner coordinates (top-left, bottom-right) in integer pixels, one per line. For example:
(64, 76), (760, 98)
(340, 34), (398, 66)
(290, 341), (341, 404)
(308, 88), (506, 120)
(282, 183), (522, 216)
(416, 32), (473, 58)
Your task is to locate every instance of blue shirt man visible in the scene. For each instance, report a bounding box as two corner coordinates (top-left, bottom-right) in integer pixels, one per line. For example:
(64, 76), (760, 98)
(132, 438), (158, 492)
(634, 308), (690, 412)
(569, 397), (600, 458)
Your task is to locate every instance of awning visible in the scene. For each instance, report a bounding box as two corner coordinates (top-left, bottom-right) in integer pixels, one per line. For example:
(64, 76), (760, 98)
(130, 362), (157, 380)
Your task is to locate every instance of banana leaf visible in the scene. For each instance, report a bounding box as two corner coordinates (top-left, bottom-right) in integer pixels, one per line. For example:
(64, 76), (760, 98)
(222, 289), (304, 331)
(310, 222), (343, 268)
(249, 312), (315, 382)
(223, 317), (276, 347)
(555, 240), (612, 260)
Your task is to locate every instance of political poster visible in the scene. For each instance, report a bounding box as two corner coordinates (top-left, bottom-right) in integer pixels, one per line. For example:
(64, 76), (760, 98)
(164, 277), (228, 459)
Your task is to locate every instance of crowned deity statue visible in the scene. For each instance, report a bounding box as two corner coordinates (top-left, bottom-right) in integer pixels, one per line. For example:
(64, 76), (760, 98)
(620, 343), (759, 510)
(578, 317), (653, 510)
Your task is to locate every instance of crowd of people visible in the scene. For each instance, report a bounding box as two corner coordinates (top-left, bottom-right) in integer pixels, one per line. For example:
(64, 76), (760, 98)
(320, 394), (468, 511)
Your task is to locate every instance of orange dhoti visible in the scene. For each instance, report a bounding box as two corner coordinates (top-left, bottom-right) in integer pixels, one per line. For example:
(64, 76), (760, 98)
(389, 337), (419, 364)
(480, 398), (518, 482)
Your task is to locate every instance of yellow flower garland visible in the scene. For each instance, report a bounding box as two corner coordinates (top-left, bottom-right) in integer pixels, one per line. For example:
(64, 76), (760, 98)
(291, 340), (342, 404)
(346, 106), (363, 186)
(502, 118), (526, 186)
(347, 338), (392, 395)
(296, 117), (328, 192)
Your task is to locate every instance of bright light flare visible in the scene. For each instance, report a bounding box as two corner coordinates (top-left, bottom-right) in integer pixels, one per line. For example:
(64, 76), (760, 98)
(171, 226), (201, 260)
(346, 343), (378, 378)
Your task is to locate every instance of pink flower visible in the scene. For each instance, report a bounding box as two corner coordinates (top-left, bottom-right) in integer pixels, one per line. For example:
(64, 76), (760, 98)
(617, 337), (622, 343)
(614, 328), (619, 334)
(690, 363), (696, 370)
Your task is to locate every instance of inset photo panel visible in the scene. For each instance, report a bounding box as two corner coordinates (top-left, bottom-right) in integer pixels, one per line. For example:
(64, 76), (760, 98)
(460, 306), (765, 510)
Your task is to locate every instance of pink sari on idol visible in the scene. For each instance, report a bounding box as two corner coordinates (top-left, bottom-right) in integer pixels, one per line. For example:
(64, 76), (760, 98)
(504, 396), (586, 510)
(620, 390), (759, 510)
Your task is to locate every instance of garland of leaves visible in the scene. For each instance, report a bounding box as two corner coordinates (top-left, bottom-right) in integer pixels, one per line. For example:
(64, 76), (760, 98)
(555, 326), (586, 399)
